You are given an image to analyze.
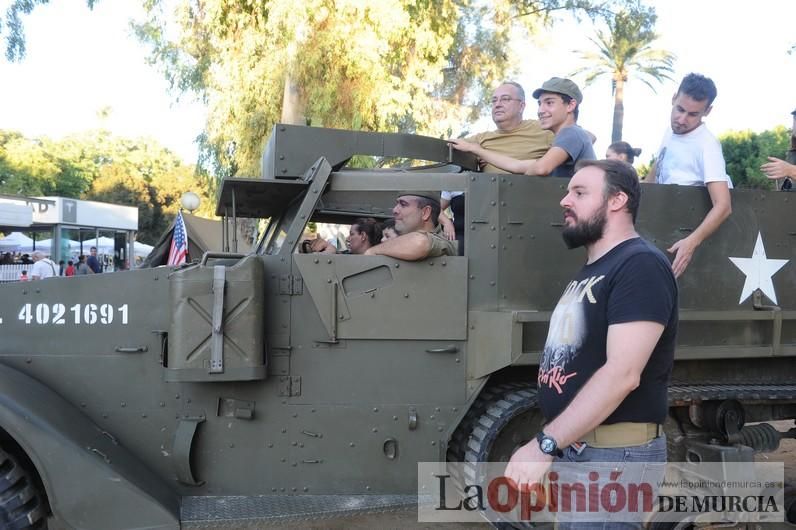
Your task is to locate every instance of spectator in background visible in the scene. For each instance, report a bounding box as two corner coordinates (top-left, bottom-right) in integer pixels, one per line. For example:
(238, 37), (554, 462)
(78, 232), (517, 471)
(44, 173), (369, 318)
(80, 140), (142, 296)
(58, 260), (65, 276)
(86, 246), (102, 273)
(64, 260), (76, 277)
(345, 218), (382, 255)
(76, 255), (92, 275)
(30, 251), (57, 280)
(381, 218), (398, 241)
(606, 141), (642, 164)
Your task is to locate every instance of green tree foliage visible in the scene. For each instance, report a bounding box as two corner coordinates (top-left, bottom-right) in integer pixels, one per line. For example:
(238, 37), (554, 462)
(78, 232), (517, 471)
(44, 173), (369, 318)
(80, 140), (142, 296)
(571, 4), (675, 142)
(720, 126), (790, 190)
(0, 132), (94, 196)
(134, 0), (614, 180)
(1, 0), (97, 61)
(0, 129), (212, 243)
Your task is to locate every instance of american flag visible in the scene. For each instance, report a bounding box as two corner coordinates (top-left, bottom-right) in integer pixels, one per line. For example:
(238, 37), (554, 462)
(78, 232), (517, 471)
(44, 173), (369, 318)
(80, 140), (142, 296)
(167, 210), (189, 266)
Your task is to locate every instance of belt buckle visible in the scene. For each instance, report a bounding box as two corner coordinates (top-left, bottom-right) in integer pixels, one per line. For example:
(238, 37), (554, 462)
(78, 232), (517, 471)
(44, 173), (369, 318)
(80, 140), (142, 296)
(570, 441), (587, 455)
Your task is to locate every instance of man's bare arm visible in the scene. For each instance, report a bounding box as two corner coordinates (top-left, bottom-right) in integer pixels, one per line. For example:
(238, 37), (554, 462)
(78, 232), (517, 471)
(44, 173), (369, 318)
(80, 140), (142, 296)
(667, 181), (731, 277)
(449, 139), (568, 176)
(364, 232), (431, 261)
(523, 146), (570, 176)
(761, 157), (796, 179)
(448, 139), (532, 173)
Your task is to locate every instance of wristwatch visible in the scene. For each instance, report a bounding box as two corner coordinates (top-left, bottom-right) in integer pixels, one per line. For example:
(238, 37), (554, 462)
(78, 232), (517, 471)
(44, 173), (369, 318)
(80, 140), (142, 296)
(536, 432), (563, 457)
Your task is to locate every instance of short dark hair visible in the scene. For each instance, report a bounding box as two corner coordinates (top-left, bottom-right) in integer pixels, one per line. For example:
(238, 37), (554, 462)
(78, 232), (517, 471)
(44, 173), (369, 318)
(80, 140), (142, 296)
(575, 159), (641, 223)
(608, 141), (642, 164)
(381, 218), (396, 231)
(415, 196), (441, 227)
(677, 73), (717, 106)
(351, 217), (383, 246)
(90, 246), (97, 251)
(559, 94), (579, 121)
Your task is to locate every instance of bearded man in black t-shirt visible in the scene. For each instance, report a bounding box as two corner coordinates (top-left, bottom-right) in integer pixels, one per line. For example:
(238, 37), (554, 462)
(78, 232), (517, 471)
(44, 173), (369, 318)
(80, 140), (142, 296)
(504, 159), (678, 528)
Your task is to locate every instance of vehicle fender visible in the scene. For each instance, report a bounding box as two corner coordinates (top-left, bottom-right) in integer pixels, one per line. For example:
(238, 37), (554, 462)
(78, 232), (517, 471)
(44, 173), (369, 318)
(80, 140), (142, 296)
(0, 362), (179, 530)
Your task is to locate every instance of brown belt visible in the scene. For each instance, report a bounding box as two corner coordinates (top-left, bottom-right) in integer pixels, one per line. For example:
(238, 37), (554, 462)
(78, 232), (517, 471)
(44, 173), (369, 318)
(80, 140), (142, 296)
(579, 422), (661, 448)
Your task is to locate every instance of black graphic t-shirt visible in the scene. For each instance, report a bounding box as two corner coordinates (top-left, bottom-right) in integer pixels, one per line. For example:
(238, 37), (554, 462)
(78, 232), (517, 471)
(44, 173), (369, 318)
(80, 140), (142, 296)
(537, 237), (678, 424)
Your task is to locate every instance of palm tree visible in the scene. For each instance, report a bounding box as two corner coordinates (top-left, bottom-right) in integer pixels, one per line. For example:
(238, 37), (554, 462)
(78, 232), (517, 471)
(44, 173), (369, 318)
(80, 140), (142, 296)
(571, 7), (675, 143)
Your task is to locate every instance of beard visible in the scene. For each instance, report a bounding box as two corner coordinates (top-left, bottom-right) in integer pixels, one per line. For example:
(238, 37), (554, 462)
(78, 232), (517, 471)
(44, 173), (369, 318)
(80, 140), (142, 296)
(562, 203), (607, 249)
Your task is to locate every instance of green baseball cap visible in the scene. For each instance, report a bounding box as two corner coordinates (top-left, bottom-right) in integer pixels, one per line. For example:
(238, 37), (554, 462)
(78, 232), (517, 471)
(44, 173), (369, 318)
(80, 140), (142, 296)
(397, 191), (440, 204)
(532, 77), (583, 105)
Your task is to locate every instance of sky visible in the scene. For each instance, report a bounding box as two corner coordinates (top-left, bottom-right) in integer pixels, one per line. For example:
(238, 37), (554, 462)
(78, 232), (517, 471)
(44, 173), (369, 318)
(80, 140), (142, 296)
(0, 0), (794, 167)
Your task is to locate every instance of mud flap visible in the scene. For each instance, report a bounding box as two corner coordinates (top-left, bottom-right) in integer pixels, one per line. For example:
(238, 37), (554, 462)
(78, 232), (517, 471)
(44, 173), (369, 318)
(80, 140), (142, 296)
(0, 363), (179, 530)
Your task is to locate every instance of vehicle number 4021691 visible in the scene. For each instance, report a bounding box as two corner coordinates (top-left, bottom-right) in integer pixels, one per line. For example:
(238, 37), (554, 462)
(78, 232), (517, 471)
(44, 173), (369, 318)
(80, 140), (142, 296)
(17, 303), (129, 325)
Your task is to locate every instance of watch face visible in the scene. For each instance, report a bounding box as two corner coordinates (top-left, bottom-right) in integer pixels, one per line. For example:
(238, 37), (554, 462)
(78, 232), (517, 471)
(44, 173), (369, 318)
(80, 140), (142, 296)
(540, 438), (555, 453)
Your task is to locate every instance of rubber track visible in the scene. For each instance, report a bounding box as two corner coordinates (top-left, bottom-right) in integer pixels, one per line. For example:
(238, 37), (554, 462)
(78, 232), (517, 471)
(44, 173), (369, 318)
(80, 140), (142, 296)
(460, 383), (538, 485)
(0, 449), (46, 530)
(446, 382), (533, 464)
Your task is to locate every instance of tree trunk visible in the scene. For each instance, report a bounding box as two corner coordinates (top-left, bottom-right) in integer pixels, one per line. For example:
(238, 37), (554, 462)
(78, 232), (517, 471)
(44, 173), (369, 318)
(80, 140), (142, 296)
(611, 78), (625, 143)
(281, 72), (306, 125)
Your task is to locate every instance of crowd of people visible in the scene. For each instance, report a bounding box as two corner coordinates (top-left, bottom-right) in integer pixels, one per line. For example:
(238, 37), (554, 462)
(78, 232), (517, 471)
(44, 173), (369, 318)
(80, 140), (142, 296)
(0, 246), (105, 281)
(301, 72), (783, 281)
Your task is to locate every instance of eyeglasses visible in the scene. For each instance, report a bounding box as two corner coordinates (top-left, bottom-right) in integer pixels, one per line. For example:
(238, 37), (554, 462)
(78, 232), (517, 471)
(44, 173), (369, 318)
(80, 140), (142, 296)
(490, 95), (523, 105)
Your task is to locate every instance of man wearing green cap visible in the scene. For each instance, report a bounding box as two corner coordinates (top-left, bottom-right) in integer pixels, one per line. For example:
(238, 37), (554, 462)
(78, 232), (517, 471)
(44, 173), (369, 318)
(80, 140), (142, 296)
(449, 77), (595, 179)
(364, 192), (457, 260)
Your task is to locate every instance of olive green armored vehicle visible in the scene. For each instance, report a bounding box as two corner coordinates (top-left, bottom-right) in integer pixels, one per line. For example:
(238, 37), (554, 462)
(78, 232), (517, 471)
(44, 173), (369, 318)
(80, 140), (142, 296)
(0, 125), (794, 529)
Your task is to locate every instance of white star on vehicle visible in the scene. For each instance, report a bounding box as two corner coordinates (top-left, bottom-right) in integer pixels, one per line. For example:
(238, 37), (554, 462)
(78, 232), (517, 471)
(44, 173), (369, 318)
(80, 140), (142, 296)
(728, 232), (789, 305)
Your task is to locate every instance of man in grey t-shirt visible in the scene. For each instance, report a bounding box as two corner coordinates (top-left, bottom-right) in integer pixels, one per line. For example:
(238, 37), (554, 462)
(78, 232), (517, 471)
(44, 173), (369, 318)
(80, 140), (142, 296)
(450, 77), (595, 178)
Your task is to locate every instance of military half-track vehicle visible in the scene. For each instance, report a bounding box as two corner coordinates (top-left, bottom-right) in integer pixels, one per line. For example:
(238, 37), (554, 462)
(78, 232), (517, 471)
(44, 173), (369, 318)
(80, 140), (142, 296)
(0, 125), (794, 529)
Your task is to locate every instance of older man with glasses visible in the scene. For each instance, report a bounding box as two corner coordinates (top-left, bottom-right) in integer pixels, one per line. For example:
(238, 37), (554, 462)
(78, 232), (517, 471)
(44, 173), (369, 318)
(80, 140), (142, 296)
(438, 81), (554, 254)
(453, 81), (553, 173)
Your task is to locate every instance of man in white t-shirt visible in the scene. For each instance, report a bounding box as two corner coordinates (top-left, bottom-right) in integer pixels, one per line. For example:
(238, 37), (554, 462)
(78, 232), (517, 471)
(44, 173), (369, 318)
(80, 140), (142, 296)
(650, 73), (732, 278)
(30, 251), (57, 280)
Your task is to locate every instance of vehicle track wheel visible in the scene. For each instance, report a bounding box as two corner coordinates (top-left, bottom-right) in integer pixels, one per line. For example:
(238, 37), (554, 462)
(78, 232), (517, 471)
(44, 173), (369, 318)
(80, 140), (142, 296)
(446, 382), (532, 464)
(0, 448), (47, 529)
(460, 383), (546, 529)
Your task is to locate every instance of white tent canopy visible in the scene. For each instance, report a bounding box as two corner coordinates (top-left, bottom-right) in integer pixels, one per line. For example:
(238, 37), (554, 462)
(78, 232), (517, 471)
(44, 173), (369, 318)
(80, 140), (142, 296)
(134, 241), (153, 257)
(0, 232), (34, 251)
